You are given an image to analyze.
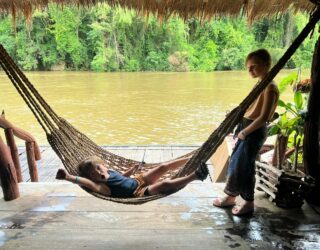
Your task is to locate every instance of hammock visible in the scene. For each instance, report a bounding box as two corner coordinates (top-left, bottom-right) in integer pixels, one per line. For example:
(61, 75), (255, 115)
(0, 8), (318, 204)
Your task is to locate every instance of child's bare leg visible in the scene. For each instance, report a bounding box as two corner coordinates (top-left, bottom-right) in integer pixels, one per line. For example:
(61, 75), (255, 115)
(147, 173), (197, 195)
(143, 156), (191, 185)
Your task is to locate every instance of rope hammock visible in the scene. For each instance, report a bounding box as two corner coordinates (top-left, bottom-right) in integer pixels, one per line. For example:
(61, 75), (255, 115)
(0, 7), (319, 204)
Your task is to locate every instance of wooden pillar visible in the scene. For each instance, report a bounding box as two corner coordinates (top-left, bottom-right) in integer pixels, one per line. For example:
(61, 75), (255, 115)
(272, 135), (288, 168)
(4, 128), (23, 182)
(304, 36), (320, 205)
(0, 136), (20, 201)
(26, 141), (39, 182)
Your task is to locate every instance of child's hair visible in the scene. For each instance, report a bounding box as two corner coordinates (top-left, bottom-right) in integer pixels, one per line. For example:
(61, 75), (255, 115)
(78, 156), (105, 179)
(246, 49), (272, 69)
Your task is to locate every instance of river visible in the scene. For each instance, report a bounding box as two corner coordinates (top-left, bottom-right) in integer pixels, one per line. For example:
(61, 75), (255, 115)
(0, 70), (309, 145)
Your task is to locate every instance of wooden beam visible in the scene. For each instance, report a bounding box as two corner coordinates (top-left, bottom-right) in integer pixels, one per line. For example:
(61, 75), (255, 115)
(210, 136), (231, 182)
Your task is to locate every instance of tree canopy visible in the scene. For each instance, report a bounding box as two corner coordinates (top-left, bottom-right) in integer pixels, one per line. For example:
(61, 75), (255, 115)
(0, 4), (317, 72)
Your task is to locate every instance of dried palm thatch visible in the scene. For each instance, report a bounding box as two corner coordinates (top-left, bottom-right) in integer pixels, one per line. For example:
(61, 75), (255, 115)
(0, 0), (317, 26)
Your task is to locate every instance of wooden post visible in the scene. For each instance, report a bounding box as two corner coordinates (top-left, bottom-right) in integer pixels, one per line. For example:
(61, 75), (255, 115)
(304, 36), (320, 205)
(26, 141), (39, 182)
(272, 135), (288, 168)
(4, 128), (23, 182)
(0, 136), (20, 201)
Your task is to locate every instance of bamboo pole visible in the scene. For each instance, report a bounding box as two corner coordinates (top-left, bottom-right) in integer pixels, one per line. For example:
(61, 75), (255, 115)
(0, 136), (20, 201)
(4, 128), (23, 182)
(26, 141), (39, 182)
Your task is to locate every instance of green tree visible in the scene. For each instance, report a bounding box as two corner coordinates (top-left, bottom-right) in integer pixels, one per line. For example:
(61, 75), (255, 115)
(49, 5), (88, 69)
(0, 5), (317, 72)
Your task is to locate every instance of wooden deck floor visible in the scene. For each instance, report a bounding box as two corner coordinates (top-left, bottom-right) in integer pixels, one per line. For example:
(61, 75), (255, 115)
(0, 146), (319, 249)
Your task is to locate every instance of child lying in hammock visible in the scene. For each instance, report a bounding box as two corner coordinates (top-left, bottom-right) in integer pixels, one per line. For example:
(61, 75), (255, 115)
(56, 156), (208, 198)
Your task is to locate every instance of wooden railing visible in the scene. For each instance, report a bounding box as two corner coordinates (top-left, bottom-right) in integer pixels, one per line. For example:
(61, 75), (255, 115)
(0, 111), (41, 182)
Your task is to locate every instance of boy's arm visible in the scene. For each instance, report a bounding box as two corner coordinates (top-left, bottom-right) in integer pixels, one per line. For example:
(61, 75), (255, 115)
(56, 169), (111, 196)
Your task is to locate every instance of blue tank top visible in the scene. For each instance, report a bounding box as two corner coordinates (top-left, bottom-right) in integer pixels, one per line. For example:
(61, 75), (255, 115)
(105, 170), (138, 198)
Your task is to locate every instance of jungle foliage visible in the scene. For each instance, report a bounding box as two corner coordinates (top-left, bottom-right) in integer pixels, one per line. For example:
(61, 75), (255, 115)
(0, 4), (318, 72)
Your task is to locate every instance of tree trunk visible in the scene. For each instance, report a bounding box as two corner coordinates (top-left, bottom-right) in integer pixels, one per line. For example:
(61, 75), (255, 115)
(0, 136), (20, 201)
(304, 36), (320, 205)
(284, 12), (294, 47)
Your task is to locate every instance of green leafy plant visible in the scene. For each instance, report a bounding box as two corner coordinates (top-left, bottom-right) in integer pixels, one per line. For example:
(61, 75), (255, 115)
(268, 72), (308, 170)
(269, 92), (307, 137)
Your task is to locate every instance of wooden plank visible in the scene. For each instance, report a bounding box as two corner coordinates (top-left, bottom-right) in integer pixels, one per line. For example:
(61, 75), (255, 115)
(21, 147), (59, 182)
(171, 148), (194, 159)
(256, 176), (278, 191)
(108, 147), (137, 160)
(29, 148), (61, 182)
(256, 168), (278, 183)
(0, 228), (253, 250)
(143, 148), (161, 163)
(20, 146), (48, 167)
(256, 183), (276, 199)
(128, 146), (145, 162)
(210, 136), (232, 183)
(256, 161), (283, 176)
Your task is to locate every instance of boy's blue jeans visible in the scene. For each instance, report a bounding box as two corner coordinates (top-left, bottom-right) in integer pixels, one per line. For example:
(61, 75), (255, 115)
(224, 119), (267, 201)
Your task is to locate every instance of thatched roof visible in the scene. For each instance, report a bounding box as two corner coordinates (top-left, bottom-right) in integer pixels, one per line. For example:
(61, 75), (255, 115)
(0, 0), (317, 23)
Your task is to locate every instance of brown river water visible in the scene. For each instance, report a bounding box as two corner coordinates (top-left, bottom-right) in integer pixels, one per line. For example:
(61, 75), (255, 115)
(0, 70), (309, 145)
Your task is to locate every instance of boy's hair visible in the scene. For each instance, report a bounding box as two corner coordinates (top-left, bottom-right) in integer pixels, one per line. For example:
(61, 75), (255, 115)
(246, 49), (272, 69)
(78, 156), (105, 179)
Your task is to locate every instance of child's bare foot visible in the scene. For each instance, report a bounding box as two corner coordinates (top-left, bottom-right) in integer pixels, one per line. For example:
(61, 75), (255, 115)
(212, 196), (236, 208)
(232, 201), (254, 216)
